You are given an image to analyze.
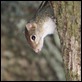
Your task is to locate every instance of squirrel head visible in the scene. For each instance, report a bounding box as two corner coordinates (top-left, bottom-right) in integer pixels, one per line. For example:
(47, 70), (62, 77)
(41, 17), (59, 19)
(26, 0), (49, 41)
(25, 22), (44, 53)
(25, 17), (56, 53)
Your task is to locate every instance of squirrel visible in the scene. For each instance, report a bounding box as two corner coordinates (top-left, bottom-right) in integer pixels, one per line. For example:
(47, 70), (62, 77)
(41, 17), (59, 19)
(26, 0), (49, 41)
(25, 1), (57, 53)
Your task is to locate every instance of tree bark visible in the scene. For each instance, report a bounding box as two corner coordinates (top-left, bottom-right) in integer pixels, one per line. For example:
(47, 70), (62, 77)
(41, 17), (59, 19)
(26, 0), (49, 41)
(52, 1), (81, 81)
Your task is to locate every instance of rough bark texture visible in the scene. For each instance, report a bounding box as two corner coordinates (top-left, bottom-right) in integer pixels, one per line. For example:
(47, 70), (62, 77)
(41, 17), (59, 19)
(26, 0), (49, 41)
(52, 1), (81, 81)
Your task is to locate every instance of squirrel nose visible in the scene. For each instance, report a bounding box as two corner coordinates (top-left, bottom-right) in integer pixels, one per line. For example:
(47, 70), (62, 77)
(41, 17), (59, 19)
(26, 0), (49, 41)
(34, 49), (41, 53)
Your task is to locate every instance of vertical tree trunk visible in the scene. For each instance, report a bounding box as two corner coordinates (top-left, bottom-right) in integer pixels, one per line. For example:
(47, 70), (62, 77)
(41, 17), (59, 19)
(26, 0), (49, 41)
(52, 1), (81, 81)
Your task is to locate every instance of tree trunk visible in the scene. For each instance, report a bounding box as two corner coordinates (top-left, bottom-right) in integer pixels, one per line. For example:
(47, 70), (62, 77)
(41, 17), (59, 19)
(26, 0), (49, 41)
(52, 1), (81, 81)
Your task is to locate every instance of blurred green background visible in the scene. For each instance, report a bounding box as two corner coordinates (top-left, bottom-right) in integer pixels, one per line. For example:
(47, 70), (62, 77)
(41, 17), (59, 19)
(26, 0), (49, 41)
(1, 1), (66, 81)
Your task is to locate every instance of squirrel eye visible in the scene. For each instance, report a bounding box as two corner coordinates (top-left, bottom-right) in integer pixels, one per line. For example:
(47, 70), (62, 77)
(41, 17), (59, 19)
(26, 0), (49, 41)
(31, 35), (36, 41)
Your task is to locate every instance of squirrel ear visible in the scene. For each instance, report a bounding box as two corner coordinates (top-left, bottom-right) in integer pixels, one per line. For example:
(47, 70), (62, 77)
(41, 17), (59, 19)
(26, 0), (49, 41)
(26, 23), (37, 31)
(26, 23), (33, 31)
